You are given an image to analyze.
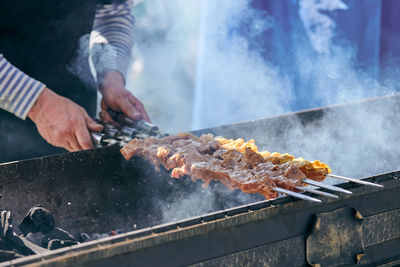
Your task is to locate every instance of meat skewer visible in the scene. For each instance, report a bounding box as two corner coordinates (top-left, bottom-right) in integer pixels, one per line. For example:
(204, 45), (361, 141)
(273, 187), (321, 202)
(326, 174), (383, 188)
(217, 136), (382, 189)
(216, 137), (331, 182)
(120, 133), (338, 200)
(295, 186), (338, 198)
(302, 179), (352, 194)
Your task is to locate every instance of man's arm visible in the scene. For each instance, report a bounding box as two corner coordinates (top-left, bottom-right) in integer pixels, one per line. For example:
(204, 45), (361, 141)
(91, 0), (150, 122)
(0, 54), (46, 119)
(0, 54), (103, 152)
(91, 0), (135, 82)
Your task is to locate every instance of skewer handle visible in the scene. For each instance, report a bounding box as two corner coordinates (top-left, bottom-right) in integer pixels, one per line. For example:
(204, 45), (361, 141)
(273, 187), (321, 203)
(303, 179), (353, 194)
(327, 174), (383, 188)
(295, 186), (338, 199)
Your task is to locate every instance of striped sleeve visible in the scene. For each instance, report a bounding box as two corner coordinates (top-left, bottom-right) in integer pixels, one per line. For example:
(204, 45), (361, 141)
(91, 0), (135, 83)
(0, 54), (46, 120)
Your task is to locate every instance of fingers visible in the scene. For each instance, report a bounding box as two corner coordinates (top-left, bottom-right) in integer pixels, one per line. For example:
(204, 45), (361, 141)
(100, 99), (108, 111)
(75, 127), (94, 150)
(49, 127), (81, 152)
(101, 89), (151, 122)
(67, 116), (102, 152)
(99, 110), (114, 123)
(64, 113), (102, 152)
(120, 97), (142, 120)
(67, 138), (82, 152)
(64, 141), (75, 152)
(32, 91), (102, 152)
(128, 94), (151, 122)
(85, 115), (103, 132)
(74, 114), (105, 151)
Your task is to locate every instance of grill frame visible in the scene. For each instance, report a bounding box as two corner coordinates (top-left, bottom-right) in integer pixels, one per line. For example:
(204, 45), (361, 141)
(0, 94), (400, 266)
(2, 171), (399, 267)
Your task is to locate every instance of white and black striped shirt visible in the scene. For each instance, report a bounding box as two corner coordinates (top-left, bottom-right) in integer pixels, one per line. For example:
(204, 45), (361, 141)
(0, 0), (135, 119)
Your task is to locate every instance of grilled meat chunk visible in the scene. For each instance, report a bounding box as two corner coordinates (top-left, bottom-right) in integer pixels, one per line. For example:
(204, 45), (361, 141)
(120, 133), (331, 199)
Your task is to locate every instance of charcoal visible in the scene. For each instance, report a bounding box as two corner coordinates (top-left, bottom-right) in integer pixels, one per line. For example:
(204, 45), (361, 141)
(47, 239), (78, 250)
(109, 229), (129, 235)
(79, 233), (92, 242)
(0, 211), (13, 240)
(0, 249), (22, 261)
(79, 228), (128, 243)
(91, 233), (110, 240)
(19, 206), (55, 235)
(18, 205), (77, 251)
(41, 227), (77, 248)
(0, 210), (45, 258)
(25, 232), (47, 246)
(13, 236), (46, 255)
(0, 205), (127, 263)
(0, 240), (10, 251)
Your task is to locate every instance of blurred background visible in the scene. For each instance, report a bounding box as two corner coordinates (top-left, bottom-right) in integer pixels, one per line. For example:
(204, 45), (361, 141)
(126, 0), (400, 133)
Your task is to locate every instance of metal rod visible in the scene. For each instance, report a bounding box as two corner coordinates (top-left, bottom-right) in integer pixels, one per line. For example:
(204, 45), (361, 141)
(295, 186), (338, 199)
(327, 174), (383, 188)
(273, 187), (321, 203)
(103, 138), (120, 146)
(302, 179), (352, 194)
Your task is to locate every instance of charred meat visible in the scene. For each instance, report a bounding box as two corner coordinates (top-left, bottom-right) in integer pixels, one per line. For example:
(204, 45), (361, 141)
(120, 133), (331, 199)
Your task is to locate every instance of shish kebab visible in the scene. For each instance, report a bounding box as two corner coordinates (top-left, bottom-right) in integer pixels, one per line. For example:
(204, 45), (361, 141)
(91, 113), (383, 202)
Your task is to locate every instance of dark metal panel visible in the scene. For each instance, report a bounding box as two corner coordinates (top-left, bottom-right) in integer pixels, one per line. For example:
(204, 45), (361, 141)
(306, 207), (364, 266)
(0, 95), (399, 266)
(363, 209), (400, 247)
(3, 173), (398, 267)
(359, 238), (400, 266)
(189, 236), (306, 267)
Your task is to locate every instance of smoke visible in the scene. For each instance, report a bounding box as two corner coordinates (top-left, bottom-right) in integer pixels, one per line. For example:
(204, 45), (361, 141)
(299, 0), (348, 54)
(125, 0), (400, 223)
(160, 181), (263, 224)
(192, 0), (291, 129)
(127, 0), (203, 132)
(278, 99), (400, 180)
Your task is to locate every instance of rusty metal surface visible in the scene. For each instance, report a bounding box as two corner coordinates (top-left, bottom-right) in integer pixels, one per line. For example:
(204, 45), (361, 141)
(306, 207), (364, 266)
(0, 145), (141, 236)
(189, 236), (306, 267)
(1, 172), (398, 267)
(0, 144), (262, 237)
(1, 94), (399, 237)
(363, 209), (400, 247)
(0, 94), (400, 266)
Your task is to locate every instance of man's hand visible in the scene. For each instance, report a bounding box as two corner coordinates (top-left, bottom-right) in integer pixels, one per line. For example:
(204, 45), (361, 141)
(99, 70), (150, 123)
(28, 88), (103, 152)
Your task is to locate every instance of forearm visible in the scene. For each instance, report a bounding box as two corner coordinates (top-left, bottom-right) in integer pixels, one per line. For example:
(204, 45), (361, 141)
(91, 0), (135, 83)
(0, 54), (46, 119)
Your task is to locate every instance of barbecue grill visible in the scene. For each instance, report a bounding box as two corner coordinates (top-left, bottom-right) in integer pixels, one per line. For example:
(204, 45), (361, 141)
(0, 94), (399, 266)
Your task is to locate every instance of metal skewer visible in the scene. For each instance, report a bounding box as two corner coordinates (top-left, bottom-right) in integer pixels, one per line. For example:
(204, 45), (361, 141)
(327, 174), (383, 188)
(302, 179), (352, 194)
(295, 186), (338, 199)
(273, 187), (321, 203)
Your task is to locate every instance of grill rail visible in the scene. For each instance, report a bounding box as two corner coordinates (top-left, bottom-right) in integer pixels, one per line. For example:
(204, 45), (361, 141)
(2, 171), (398, 267)
(1, 94), (400, 266)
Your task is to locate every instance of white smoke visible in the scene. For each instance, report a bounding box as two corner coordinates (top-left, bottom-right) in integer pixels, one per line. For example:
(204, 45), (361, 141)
(192, 0), (291, 129)
(299, 0), (348, 54)
(126, 0), (203, 132)
(125, 0), (400, 223)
